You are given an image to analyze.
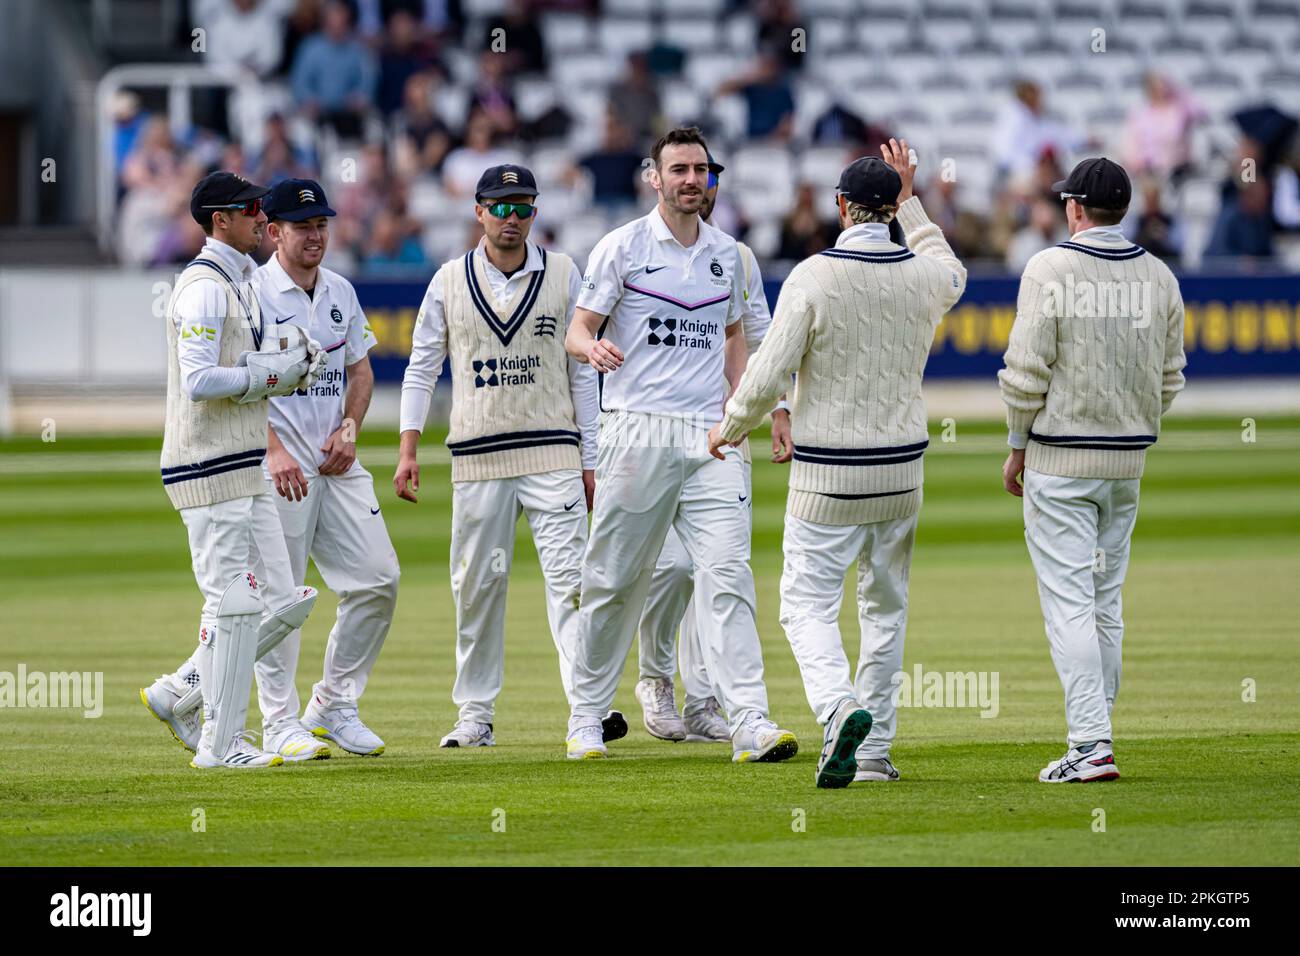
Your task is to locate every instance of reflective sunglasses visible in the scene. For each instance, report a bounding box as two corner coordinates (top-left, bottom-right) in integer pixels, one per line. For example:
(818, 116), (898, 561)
(202, 197), (264, 217)
(483, 201), (536, 220)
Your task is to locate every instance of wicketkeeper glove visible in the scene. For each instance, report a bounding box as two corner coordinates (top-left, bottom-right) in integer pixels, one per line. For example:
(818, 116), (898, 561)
(302, 337), (328, 389)
(237, 346), (310, 403)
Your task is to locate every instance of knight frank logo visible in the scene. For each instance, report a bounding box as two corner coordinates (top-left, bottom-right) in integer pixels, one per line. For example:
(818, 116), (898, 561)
(533, 315), (558, 337)
(473, 358), (499, 387)
(474, 355), (541, 387)
(648, 316), (677, 346)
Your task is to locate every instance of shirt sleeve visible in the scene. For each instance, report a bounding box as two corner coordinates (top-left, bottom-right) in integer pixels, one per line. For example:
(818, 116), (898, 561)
(719, 266), (816, 442)
(575, 232), (625, 317)
(174, 278), (251, 401)
(895, 196), (967, 313)
(399, 269), (448, 434)
(723, 241), (745, 327)
(564, 263), (599, 469)
(344, 285), (376, 364)
(739, 245), (772, 357)
(997, 256), (1057, 440)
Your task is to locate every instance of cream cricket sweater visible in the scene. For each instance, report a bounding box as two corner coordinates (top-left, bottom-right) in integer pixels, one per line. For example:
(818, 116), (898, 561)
(998, 225), (1187, 479)
(160, 250), (268, 510)
(442, 247), (583, 481)
(720, 197), (967, 525)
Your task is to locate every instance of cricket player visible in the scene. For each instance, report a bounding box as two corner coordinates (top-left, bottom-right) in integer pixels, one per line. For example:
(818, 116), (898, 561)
(634, 151), (792, 743)
(140, 171), (326, 769)
(395, 164), (610, 748)
(999, 157), (1186, 783)
(709, 141), (967, 788)
(564, 126), (797, 762)
(250, 178), (399, 759)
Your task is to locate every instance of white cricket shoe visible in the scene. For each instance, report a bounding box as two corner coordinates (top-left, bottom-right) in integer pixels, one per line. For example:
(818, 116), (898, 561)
(816, 701), (873, 789)
(191, 731), (284, 769)
(635, 677), (687, 741)
(440, 721), (496, 748)
(566, 720), (608, 760)
(683, 698), (730, 742)
(1039, 741), (1120, 783)
(731, 717), (799, 764)
(854, 757), (900, 783)
(140, 671), (201, 753)
(264, 718), (330, 762)
(301, 697), (385, 756)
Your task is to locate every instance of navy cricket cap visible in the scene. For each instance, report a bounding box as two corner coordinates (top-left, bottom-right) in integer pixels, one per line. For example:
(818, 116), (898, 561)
(707, 151), (725, 175)
(476, 164), (539, 201)
(264, 178), (337, 222)
(189, 171), (269, 225)
(1052, 157), (1132, 210)
(837, 156), (901, 208)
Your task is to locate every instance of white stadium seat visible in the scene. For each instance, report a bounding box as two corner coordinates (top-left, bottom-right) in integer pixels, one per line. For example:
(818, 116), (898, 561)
(597, 18), (655, 57)
(659, 19), (721, 52)
(540, 14), (592, 54)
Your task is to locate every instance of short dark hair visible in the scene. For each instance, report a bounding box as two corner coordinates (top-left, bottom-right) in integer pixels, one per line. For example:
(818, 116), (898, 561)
(1082, 204), (1127, 226)
(197, 209), (215, 235)
(651, 126), (709, 170)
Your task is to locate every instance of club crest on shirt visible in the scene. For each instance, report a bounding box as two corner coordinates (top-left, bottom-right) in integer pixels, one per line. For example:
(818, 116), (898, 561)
(330, 306), (343, 326)
(708, 257), (728, 287)
(533, 315), (558, 337)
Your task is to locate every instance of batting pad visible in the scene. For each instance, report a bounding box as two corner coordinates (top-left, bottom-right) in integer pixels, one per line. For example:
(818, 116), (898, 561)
(204, 571), (262, 757)
(176, 586), (318, 718)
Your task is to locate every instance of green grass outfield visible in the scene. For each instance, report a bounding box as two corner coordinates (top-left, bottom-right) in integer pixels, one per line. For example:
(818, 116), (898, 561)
(1, 416), (1297, 866)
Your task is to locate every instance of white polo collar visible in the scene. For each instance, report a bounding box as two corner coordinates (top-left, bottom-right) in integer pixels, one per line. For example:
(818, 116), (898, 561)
(264, 249), (328, 295)
(475, 236), (543, 278)
(648, 204), (714, 251)
(836, 222), (893, 246)
(202, 236), (256, 278)
(1069, 224), (1128, 245)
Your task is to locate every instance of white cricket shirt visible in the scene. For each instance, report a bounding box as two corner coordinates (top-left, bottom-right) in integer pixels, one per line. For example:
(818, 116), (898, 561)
(254, 252), (375, 474)
(578, 205), (743, 417)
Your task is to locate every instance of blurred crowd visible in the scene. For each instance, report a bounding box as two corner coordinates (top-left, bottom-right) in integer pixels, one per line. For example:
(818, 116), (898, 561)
(110, 0), (1300, 275)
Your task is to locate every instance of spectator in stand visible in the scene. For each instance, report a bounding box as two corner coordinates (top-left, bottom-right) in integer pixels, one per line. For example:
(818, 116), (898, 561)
(756, 0), (805, 73)
(922, 174), (987, 262)
(393, 72), (454, 178)
(111, 91), (148, 189)
(718, 48), (795, 141)
(364, 208), (429, 273)
(291, 0), (378, 138)
(1006, 197), (1068, 273)
(202, 0), (285, 78)
(121, 117), (183, 193)
(441, 109), (522, 198)
(468, 50), (519, 139)
(379, 0), (465, 44)
(607, 52), (662, 145)
(251, 113), (319, 185)
(484, 0), (547, 76)
(377, 8), (446, 115)
(278, 0), (322, 78)
(1205, 136), (1276, 260)
(568, 114), (643, 209)
(991, 81), (1086, 189)
(1122, 73), (1204, 184)
(777, 182), (837, 260)
(1133, 178), (1180, 262)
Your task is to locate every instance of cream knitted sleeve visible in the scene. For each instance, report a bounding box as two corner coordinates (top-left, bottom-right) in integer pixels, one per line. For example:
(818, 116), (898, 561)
(718, 267), (815, 442)
(895, 196), (967, 310)
(998, 257), (1058, 438)
(1162, 285), (1188, 413)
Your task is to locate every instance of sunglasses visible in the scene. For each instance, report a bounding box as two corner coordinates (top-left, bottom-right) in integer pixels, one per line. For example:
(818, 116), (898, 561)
(202, 197), (264, 217)
(482, 201), (536, 220)
(1059, 192), (1087, 202)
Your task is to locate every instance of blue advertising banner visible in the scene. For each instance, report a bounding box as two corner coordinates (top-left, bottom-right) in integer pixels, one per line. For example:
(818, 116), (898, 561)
(357, 273), (1300, 383)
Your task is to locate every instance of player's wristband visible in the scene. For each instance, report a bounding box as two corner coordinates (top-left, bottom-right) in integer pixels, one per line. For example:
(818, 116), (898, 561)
(773, 400), (791, 414)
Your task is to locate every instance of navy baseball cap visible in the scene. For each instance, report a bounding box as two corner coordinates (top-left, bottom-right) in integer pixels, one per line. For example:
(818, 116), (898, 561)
(476, 164), (539, 201)
(837, 156), (902, 208)
(264, 178), (337, 222)
(1052, 157), (1132, 210)
(189, 171), (269, 225)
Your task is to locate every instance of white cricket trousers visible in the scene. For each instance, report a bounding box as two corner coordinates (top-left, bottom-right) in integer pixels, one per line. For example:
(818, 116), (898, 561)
(1023, 468), (1140, 747)
(570, 410), (770, 734)
(179, 489), (295, 734)
(255, 464), (400, 726)
(638, 460), (753, 715)
(449, 469), (587, 723)
(779, 509), (919, 759)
